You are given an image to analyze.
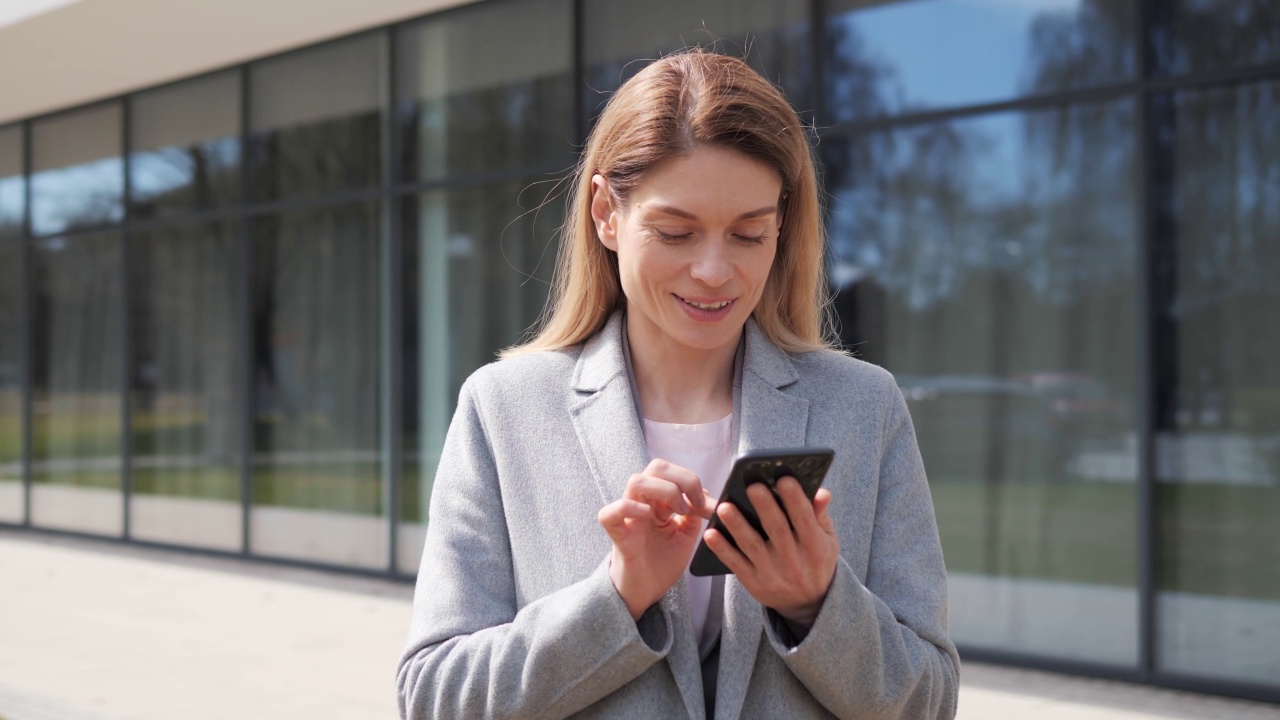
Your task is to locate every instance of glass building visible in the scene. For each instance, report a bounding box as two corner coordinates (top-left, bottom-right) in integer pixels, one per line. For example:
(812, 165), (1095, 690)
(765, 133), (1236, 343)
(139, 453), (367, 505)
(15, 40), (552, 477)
(0, 0), (1277, 704)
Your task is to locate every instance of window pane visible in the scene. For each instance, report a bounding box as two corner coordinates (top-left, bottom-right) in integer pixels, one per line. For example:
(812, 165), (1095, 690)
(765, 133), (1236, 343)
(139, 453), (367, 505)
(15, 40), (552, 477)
(398, 180), (562, 573)
(1151, 1), (1280, 78)
(582, 0), (813, 123)
(31, 105), (123, 236)
(130, 71), (241, 220)
(249, 34), (386, 202)
(0, 124), (22, 238)
(130, 222), (241, 551)
(0, 242), (19, 522)
(30, 231), (123, 536)
(0, 125), (22, 521)
(1154, 80), (1280, 688)
(825, 99), (1138, 665)
(825, 0), (1136, 122)
(251, 202), (383, 567)
(397, 0), (574, 182)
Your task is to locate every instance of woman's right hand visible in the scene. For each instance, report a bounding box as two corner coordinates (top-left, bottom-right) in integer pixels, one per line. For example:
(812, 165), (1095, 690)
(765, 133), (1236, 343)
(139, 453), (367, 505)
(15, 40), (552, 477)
(598, 459), (715, 620)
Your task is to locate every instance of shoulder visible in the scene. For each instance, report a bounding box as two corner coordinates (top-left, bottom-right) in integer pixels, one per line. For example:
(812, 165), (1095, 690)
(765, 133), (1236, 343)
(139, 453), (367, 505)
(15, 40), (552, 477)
(460, 345), (582, 407)
(787, 348), (902, 406)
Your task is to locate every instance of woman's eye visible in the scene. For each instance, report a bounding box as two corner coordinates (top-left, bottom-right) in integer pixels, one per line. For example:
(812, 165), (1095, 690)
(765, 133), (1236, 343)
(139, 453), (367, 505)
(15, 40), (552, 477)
(735, 234), (767, 245)
(653, 229), (693, 242)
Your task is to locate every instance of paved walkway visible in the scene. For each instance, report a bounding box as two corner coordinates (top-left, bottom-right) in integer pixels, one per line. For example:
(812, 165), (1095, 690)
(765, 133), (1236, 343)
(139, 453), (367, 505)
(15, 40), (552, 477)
(1, 529), (1277, 720)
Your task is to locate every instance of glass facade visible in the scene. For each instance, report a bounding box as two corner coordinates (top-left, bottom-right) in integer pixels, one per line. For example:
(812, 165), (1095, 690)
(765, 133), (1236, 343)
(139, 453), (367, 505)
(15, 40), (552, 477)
(130, 221), (241, 550)
(1152, 79), (1280, 687)
(825, 0), (1136, 120)
(1, 0), (1277, 702)
(30, 104), (124, 237)
(394, 0), (574, 572)
(250, 202), (384, 567)
(826, 99), (1140, 665)
(249, 34), (386, 202)
(129, 71), (241, 220)
(30, 230), (124, 536)
(582, 0), (813, 120)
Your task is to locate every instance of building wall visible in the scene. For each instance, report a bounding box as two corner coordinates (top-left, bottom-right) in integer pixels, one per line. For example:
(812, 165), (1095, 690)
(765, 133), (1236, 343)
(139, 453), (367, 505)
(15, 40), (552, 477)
(0, 0), (1278, 704)
(0, 0), (477, 124)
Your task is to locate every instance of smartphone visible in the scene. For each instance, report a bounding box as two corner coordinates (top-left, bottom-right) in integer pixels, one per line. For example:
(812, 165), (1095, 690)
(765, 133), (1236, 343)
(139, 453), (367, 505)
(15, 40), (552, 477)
(688, 447), (835, 577)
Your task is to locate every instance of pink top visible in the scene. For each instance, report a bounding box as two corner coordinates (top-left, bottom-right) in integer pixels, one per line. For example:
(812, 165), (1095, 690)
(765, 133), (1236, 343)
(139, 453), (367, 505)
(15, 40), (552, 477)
(642, 413), (734, 642)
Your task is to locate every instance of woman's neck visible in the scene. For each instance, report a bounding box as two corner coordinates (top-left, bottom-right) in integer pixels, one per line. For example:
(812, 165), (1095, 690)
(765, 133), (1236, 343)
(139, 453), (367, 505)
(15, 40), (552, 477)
(626, 318), (738, 425)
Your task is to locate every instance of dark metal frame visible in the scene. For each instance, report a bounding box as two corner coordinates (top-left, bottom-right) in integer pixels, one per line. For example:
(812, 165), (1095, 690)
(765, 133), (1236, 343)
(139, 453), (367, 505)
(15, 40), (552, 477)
(1135, 0), (1158, 684)
(237, 63), (254, 556)
(121, 97), (134, 540)
(383, 27), (403, 575)
(0, 0), (1278, 706)
(20, 120), (33, 527)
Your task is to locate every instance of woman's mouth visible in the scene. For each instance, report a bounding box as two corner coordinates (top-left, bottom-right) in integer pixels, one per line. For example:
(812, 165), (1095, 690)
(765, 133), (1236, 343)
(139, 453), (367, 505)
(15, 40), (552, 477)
(675, 294), (735, 321)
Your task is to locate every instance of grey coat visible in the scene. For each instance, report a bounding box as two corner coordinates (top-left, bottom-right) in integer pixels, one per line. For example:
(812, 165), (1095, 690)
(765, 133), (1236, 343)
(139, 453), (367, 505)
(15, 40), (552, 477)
(396, 312), (960, 719)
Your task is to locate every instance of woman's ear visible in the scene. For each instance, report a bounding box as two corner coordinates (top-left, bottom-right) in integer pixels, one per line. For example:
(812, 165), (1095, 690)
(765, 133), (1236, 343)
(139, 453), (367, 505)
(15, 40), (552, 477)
(590, 174), (619, 252)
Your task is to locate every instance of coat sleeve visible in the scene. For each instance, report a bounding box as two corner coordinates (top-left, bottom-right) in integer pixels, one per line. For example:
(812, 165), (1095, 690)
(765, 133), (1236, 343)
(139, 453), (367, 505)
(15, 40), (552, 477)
(395, 377), (673, 720)
(762, 381), (960, 720)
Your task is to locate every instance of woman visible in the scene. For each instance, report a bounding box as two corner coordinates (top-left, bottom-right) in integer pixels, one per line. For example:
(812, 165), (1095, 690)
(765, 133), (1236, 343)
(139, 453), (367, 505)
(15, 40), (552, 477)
(397, 50), (958, 719)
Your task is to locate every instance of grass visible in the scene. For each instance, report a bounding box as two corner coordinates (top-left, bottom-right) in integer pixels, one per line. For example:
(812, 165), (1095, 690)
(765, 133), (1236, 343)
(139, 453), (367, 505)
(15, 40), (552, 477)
(930, 478), (1280, 601)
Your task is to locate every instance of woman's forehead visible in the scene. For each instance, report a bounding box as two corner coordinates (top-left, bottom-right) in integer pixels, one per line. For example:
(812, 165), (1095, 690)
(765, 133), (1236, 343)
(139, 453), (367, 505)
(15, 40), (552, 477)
(629, 147), (783, 220)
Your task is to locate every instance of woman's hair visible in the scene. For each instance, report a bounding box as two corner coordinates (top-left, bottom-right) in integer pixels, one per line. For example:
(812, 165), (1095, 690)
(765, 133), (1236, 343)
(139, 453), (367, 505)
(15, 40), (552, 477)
(504, 48), (837, 358)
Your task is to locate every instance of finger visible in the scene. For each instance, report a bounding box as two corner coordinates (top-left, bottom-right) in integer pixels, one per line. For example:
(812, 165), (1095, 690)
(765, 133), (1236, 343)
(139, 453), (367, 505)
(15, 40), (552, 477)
(747, 483), (796, 555)
(644, 458), (707, 512)
(696, 489), (717, 519)
(716, 502), (768, 562)
(703, 528), (753, 575)
(597, 499), (652, 540)
(812, 488), (836, 535)
(776, 476), (820, 538)
(625, 474), (691, 515)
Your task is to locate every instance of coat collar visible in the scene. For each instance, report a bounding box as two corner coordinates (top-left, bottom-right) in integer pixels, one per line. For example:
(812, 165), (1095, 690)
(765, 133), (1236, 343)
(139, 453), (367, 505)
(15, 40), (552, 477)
(569, 310), (811, 719)
(570, 310), (801, 394)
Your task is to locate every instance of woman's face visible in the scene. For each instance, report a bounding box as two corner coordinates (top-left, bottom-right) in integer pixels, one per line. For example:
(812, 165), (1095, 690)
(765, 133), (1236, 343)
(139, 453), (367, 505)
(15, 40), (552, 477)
(592, 145), (782, 356)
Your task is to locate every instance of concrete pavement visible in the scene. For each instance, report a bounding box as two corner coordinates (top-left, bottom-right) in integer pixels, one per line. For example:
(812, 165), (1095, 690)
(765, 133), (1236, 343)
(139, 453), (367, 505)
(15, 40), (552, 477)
(1, 529), (1277, 720)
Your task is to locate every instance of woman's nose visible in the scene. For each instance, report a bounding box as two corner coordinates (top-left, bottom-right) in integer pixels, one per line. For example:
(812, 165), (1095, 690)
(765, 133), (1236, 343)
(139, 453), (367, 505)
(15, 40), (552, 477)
(689, 242), (734, 287)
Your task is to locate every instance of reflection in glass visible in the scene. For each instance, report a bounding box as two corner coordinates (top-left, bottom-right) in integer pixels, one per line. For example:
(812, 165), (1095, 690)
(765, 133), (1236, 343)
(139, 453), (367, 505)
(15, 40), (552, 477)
(1151, 1), (1280, 78)
(0, 126), (22, 521)
(0, 124), (21, 237)
(398, 180), (562, 573)
(1154, 80), (1280, 688)
(825, 99), (1138, 665)
(397, 0), (574, 182)
(29, 232), (123, 536)
(825, 0), (1135, 121)
(129, 71), (241, 220)
(0, 241), (19, 522)
(130, 222), (240, 551)
(249, 34), (386, 201)
(31, 104), (124, 236)
(582, 0), (813, 122)
(251, 202), (383, 567)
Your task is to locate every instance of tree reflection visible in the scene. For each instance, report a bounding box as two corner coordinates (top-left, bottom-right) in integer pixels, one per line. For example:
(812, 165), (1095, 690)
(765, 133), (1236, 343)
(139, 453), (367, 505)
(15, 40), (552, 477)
(1151, 0), (1280, 76)
(823, 0), (1142, 588)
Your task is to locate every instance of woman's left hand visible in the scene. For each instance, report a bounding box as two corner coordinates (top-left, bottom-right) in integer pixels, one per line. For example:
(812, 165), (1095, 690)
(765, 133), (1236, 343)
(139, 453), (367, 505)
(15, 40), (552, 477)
(703, 477), (839, 631)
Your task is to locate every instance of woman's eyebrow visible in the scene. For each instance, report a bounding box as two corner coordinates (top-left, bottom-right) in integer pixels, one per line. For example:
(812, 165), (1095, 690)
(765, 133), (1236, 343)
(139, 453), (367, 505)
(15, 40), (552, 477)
(647, 204), (777, 221)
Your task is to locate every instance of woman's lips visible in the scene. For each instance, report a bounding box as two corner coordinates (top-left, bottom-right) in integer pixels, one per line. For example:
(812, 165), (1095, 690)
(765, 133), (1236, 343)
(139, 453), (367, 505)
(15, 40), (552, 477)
(674, 294), (736, 321)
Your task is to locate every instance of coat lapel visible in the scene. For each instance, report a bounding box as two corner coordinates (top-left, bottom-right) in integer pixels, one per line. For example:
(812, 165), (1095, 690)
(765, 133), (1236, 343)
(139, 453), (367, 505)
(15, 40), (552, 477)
(569, 312), (648, 506)
(568, 312), (705, 719)
(716, 318), (810, 720)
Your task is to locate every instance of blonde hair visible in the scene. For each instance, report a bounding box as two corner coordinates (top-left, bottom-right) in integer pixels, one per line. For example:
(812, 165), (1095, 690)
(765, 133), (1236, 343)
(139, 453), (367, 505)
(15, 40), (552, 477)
(504, 49), (837, 358)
